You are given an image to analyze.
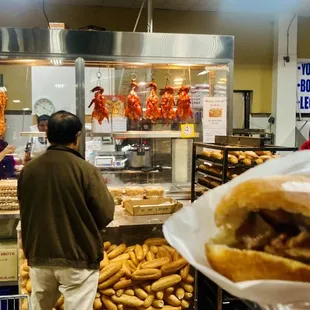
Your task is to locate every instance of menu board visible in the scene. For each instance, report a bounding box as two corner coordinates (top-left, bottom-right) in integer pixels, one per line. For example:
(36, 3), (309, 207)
(202, 97), (227, 143)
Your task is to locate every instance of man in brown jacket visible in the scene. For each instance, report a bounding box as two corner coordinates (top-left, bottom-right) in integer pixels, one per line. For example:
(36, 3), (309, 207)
(18, 111), (115, 310)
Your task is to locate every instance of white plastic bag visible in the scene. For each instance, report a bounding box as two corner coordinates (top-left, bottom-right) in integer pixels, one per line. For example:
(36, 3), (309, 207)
(163, 151), (310, 306)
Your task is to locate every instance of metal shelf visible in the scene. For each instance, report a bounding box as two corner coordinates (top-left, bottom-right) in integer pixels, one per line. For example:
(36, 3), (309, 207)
(89, 131), (199, 139)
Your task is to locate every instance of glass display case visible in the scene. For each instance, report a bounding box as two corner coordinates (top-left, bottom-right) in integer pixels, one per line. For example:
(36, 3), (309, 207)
(0, 29), (234, 199)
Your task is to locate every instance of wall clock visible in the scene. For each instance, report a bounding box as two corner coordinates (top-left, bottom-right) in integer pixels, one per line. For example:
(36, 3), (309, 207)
(34, 98), (55, 116)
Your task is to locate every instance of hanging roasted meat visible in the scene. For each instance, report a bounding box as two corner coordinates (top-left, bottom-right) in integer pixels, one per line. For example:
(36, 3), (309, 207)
(88, 86), (109, 124)
(161, 85), (175, 123)
(125, 81), (142, 122)
(145, 81), (161, 123)
(176, 85), (193, 121)
(0, 89), (7, 135)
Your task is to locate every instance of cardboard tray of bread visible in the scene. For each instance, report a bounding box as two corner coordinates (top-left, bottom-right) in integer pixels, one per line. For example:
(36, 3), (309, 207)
(124, 198), (182, 216)
(164, 151), (310, 307)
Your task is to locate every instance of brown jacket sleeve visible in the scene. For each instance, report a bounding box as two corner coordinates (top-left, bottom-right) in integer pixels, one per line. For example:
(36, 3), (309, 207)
(86, 169), (115, 230)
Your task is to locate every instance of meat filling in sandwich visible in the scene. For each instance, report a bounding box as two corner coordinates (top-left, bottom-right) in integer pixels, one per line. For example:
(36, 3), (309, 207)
(205, 176), (310, 282)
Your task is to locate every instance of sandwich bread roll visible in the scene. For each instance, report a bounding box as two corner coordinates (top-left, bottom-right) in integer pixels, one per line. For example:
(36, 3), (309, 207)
(206, 175), (310, 283)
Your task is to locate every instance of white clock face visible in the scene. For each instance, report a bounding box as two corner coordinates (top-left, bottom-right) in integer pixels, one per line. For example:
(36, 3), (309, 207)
(34, 98), (55, 116)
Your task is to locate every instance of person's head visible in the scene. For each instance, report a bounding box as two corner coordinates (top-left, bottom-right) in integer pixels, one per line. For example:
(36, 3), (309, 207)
(37, 115), (50, 132)
(47, 111), (83, 150)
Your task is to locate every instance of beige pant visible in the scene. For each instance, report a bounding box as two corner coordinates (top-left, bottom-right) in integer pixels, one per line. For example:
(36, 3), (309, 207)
(29, 266), (99, 310)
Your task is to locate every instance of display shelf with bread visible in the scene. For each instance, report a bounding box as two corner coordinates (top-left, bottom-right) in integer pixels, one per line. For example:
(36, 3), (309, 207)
(191, 141), (297, 201)
(17, 221), (196, 310)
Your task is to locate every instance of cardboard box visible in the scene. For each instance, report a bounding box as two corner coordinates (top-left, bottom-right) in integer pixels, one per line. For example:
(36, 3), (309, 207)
(124, 198), (182, 216)
(0, 241), (17, 282)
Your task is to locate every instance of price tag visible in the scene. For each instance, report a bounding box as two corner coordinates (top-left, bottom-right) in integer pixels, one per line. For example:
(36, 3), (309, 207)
(180, 124), (195, 138)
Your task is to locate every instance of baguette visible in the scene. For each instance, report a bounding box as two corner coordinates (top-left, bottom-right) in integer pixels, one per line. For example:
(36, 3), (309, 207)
(94, 298), (103, 310)
(135, 244), (144, 261)
(162, 245), (175, 255)
(228, 154), (238, 165)
(181, 299), (190, 309)
(175, 287), (185, 300)
(104, 241), (111, 251)
(255, 158), (264, 165)
(150, 246), (159, 254)
(122, 261), (132, 277)
(143, 244), (149, 257)
(113, 278), (132, 290)
(156, 291), (164, 300)
(100, 251), (109, 269)
(116, 289), (124, 297)
(101, 295), (117, 310)
(242, 158), (252, 166)
(184, 292), (193, 300)
(98, 261), (123, 283)
(118, 305), (124, 310)
(127, 260), (137, 272)
(124, 289), (135, 296)
(129, 251), (139, 266)
(101, 288), (115, 296)
(161, 258), (187, 274)
(141, 258), (170, 269)
(160, 247), (173, 261)
(132, 269), (162, 281)
(144, 294), (155, 308)
(98, 269), (125, 290)
(153, 299), (164, 308)
(179, 282), (194, 293)
(180, 264), (190, 280)
(110, 253), (130, 263)
(145, 238), (168, 247)
(111, 295), (144, 308)
(162, 306), (182, 310)
(165, 287), (174, 294)
(107, 244), (118, 254)
(146, 251), (156, 261)
(151, 275), (182, 292)
(140, 282), (152, 293)
(125, 245), (136, 253)
(108, 244), (127, 259)
(173, 251), (180, 261)
(164, 294), (181, 307)
(134, 286), (148, 300)
(184, 274), (194, 284)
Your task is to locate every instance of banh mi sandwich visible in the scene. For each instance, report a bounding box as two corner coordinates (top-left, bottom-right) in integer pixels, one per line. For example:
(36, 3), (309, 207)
(205, 175), (310, 283)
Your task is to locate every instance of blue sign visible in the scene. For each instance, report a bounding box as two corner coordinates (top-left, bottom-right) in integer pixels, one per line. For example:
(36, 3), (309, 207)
(297, 63), (310, 112)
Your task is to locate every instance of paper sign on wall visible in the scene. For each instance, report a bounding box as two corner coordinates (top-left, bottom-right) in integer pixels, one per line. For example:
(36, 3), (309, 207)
(297, 62), (310, 113)
(180, 124), (195, 138)
(202, 96), (227, 143)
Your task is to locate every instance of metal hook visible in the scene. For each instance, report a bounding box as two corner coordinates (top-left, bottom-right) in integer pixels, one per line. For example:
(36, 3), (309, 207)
(96, 67), (102, 79)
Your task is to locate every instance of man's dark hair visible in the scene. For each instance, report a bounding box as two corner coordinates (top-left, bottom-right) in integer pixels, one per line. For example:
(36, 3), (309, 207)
(47, 111), (83, 145)
(37, 114), (50, 125)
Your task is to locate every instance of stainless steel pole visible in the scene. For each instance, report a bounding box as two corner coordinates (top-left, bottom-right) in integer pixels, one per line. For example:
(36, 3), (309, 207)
(75, 57), (86, 157)
(147, 0), (153, 33)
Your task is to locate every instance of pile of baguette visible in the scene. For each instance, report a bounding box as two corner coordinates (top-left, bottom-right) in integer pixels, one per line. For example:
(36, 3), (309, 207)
(0, 180), (19, 210)
(109, 187), (165, 205)
(200, 149), (280, 166)
(19, 238), (194, 310)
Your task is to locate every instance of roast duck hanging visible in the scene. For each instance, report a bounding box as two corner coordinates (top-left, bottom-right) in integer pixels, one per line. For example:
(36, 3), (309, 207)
(161, 85), (175, 123)
(0, 88), (7, 135)
(145, 81), (161, 123)
(89, 86), (109, 124)
(176, 85), (193, 121)
(125, 81), (142, 122)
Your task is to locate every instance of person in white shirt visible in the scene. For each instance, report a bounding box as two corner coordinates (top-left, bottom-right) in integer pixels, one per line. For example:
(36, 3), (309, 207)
(24, 115), (50, 164)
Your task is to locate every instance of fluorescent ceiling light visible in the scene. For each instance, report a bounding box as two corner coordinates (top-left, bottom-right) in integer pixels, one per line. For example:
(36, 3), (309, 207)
(13, 100), (21, 103)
